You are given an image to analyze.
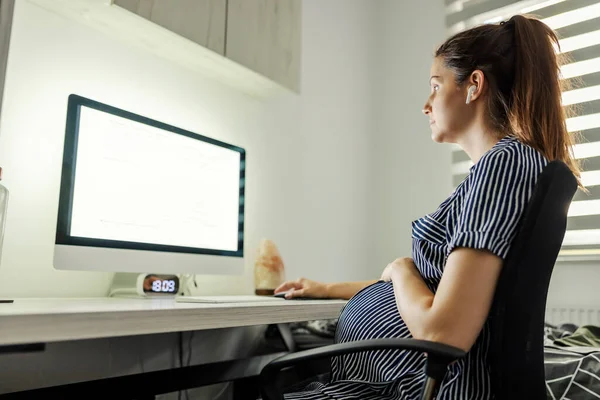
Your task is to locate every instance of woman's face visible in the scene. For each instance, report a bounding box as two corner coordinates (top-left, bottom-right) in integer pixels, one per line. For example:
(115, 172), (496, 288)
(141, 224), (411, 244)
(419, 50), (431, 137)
(423, 57), (474, 143)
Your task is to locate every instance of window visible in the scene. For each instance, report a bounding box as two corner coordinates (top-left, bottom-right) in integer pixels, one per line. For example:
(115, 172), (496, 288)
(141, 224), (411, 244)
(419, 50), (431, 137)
(446, 0), (600, 258)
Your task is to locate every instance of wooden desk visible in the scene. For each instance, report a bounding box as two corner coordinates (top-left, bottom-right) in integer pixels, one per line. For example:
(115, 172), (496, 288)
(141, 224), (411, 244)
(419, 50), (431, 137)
(0, 297), (346, 345)
(0, 297), (346, 398)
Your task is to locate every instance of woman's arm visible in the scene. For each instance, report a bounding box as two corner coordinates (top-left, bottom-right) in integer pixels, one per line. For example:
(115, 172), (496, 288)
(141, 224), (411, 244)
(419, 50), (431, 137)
(275, 278), (378, 300)
(389, 249), (502, 352)
(324, 280), (379, 300)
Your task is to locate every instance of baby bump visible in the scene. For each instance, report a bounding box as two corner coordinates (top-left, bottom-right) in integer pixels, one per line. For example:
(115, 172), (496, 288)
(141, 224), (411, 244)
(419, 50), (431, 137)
(336, 281), (409, 343)
(332, 281), (426, 383)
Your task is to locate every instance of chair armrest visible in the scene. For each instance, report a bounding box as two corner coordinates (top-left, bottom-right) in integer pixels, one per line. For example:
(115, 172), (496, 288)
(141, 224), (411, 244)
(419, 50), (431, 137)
(259, 338), (466, 400)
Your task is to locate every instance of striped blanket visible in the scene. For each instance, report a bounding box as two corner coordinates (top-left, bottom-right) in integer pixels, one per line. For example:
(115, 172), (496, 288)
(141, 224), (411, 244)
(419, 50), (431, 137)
(545, 325), (600, 399)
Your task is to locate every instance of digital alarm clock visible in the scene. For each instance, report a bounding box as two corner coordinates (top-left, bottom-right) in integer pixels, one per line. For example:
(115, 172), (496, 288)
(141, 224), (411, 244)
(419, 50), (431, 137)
(139, 274), (180, 295)
(109, 273), (181, 298)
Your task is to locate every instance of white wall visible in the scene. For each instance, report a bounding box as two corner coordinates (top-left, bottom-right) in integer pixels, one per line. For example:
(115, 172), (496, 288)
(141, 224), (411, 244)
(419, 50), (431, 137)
(0, 0), (384, 299)
(370, 0), (451, 267)
(0, 0), (453, 396)
(548, 261), (600, 310)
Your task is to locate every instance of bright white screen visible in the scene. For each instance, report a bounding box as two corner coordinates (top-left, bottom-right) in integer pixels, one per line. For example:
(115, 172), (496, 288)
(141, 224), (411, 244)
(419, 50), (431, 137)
(69, 106), (242, 252)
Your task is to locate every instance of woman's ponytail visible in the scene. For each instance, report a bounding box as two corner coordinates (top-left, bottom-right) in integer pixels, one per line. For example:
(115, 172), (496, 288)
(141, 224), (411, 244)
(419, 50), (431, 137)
(509, 15), (581, 184)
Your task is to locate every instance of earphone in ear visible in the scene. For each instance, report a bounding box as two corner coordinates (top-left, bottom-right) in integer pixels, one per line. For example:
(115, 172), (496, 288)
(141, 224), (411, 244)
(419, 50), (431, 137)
(466, 85), (477, 104)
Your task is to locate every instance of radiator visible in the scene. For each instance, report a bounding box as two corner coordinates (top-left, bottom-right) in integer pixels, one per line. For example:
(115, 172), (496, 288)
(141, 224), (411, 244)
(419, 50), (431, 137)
(546, 306), (600, 326)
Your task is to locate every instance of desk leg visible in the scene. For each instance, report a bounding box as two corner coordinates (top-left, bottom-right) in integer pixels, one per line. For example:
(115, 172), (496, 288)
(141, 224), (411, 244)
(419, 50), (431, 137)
(233, 323), (297, 399)
(275, 323), (296, 353)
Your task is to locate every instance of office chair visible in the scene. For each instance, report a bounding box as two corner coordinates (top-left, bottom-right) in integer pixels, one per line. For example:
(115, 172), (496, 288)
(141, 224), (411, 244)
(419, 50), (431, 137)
(259, 160), (578, 400)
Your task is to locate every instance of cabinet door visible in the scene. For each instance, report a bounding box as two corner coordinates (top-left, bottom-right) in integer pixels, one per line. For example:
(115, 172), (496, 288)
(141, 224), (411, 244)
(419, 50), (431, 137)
(114, 0), (227, 55)
(226, 0), (301, 92)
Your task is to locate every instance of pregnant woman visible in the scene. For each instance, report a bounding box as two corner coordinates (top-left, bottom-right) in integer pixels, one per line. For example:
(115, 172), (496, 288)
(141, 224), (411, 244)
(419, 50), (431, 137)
(274, 14), (581, 400)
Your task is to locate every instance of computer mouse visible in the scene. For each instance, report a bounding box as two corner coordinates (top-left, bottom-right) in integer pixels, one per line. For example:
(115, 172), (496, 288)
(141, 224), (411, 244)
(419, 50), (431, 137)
(273, 291), (316, 300)
(273, 291), (291, 299)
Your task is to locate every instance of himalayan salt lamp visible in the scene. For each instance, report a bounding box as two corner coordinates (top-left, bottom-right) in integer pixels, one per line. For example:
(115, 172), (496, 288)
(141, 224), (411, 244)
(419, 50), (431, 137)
(254, 239), (285, 296)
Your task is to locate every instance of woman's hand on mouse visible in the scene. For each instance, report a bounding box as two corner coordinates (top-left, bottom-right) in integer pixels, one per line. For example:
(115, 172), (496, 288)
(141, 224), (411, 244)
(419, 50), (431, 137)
(274, 278), (328, 299)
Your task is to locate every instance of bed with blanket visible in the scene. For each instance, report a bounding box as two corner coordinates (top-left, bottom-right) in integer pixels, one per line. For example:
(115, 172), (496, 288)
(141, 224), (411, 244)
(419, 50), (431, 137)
(544, 324), (600, 399)
(287, 320), (600, 399)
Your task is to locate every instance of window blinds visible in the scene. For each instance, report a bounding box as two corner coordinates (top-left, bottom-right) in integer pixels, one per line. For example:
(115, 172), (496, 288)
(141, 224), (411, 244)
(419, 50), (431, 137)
(446, 0), (600, 256)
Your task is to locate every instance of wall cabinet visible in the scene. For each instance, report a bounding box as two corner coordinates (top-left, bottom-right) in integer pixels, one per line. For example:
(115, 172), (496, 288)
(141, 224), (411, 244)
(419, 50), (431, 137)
(114, 0), (301, 93)
(114, 0), (227, 56)
(225, 0), (301, 93)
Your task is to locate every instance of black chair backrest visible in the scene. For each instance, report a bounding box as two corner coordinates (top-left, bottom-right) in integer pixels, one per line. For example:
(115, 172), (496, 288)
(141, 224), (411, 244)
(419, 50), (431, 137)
(488, 161), (578, 399)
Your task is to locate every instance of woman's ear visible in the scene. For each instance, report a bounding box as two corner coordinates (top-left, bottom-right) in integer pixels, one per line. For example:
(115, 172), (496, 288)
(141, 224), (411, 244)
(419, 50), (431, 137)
(466, 70), (485, 104)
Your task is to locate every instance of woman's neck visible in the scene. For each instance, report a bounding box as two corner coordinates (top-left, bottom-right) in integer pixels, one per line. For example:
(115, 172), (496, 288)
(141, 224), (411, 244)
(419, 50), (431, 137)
(458, 131), (504, 164)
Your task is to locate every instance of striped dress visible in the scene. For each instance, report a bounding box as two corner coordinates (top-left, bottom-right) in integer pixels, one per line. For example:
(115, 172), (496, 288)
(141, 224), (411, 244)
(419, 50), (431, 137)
(284, 136), (548, 400)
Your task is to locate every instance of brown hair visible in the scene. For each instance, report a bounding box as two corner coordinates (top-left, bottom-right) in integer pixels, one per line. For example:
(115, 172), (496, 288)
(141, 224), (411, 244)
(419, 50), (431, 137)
(435, 15), (582, 186)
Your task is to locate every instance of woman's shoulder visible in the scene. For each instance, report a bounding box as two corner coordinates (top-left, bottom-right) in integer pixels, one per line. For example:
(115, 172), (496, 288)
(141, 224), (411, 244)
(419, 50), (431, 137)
(472, 135), (548, 177)
(441, 136), (548, 215)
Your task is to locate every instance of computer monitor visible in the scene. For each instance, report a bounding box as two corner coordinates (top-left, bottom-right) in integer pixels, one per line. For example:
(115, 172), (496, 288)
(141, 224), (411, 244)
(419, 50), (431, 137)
(54, 95), (245, 275)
